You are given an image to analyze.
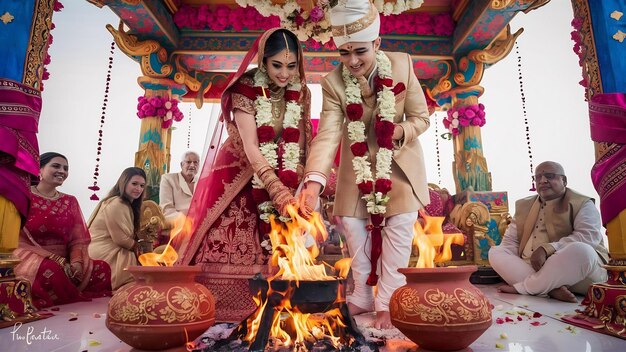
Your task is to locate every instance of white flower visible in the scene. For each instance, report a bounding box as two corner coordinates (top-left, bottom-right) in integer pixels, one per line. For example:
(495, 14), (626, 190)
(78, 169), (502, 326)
(284, 102), (302, 127)
(375, 149), (393, 179)
(378, 88), (396, 120)
(347, 121), (366, 142)
(282, 143), (300, 171)
(259, 142), (278, 168)
(352, 156), (373, 184)
(342, 50), (398, 218)
(252, 174), (264, 188)
(383, 3), (394, 15)
(164, 111), (173, 121)
(451, 118), (459, 128)
(164, 101), (172, 109)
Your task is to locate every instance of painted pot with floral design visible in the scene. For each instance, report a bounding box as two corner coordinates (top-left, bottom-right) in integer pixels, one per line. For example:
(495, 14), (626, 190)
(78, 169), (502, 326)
(106, 266), (215, 350)
(390, 266), (492, 351)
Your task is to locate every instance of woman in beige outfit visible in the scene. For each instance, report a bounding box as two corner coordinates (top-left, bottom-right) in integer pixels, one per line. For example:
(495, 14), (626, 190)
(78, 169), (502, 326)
(88, 167), (146, 290)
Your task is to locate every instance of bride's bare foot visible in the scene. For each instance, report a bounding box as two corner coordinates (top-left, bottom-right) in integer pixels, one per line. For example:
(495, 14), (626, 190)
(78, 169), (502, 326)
(374, 310), (394, 329)
(548, 286), (577, 303)
(497, 284), (520, 295)
(347, 302), (371, 316)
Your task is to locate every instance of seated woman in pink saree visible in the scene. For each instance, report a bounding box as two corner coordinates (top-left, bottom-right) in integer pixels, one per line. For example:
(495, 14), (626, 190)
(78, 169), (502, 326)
(13, 152), (112, 309)
(174, 28), (312, 322)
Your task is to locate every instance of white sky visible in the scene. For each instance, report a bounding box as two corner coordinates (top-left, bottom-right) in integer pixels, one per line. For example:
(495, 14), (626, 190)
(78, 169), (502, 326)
(39, 1), (595, 218)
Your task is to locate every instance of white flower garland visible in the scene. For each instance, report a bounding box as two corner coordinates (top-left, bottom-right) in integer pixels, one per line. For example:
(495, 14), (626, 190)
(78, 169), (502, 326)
(343, 50), (395, 215)
(236, 0), (423, 44)
(251, 69), (303, 223)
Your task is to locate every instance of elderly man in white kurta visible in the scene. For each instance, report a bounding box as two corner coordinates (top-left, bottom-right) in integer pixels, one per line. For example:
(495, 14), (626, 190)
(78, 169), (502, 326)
(489, 161), (608, 302)
(159, 151), (199, 223)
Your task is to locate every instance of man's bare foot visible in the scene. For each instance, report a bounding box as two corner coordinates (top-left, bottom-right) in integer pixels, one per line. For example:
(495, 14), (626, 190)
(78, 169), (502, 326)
(374, 310), (394, 329)
(497, 284), (520, 295)
(347, 302), (371, 316)
(548, 286), (577, 303)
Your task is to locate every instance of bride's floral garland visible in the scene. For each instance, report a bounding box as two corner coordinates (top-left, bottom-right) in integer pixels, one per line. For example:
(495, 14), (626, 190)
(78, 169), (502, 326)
(251, 69), (302, 223)
(343, 50), (395, 286)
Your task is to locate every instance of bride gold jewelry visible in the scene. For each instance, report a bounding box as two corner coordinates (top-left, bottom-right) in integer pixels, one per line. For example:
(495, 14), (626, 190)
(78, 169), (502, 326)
(282, 32), (290, 60)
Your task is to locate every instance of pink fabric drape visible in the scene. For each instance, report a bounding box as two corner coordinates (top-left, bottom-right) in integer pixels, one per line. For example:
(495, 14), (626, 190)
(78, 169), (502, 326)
(589, 93), (626, 224)
(0, 79), (41, 218)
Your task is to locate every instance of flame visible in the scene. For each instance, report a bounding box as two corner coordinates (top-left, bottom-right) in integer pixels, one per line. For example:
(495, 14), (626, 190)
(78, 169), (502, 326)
(242, 205), (353, 349)
(138, 214), (190, 266)
(414, 210), (465, 268)
(268, 204), (340, 282)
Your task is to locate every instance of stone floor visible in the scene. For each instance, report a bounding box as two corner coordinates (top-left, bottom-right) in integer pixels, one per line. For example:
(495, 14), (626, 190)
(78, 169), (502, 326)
(1, 284), (625, 351)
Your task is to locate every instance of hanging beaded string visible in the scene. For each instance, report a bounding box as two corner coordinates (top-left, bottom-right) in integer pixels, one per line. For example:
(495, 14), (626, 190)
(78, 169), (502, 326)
(88, 41), (116, 201)
(187, 104), (192, 149)
(434, 112), (442, 185)
(515, 42), (536, 191)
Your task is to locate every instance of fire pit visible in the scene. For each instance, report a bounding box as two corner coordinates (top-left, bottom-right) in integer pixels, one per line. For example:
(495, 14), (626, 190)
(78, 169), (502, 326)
(204, 274), (377, 352)
(193, 208), (377, 351)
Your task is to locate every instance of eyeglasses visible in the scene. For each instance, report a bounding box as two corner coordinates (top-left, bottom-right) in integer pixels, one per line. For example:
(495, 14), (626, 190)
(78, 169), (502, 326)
(535, 172), (564, 181)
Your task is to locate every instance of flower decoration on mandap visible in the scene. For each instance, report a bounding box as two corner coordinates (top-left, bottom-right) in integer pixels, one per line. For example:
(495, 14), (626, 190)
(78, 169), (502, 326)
(442, 104), (487, 137)
(236, 0), (427, 44)
(136, 96), (184, 129)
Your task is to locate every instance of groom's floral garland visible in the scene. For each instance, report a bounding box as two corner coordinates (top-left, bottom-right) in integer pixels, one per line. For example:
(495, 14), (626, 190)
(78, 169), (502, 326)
(343, 50), (396, 286)
(251, 69), (302, 223)
(343, 50), (395, 216)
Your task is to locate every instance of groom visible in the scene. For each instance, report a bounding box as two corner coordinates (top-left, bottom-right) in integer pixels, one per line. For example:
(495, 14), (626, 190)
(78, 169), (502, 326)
(300, 0), (431, 329)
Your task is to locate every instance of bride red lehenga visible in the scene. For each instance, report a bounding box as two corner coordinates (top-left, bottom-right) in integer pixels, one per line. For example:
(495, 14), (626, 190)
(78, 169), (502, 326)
(174, 28), (312, 323)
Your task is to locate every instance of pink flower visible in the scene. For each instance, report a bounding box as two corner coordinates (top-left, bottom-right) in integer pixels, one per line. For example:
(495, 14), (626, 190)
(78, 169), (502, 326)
(309, 6), (324, 22)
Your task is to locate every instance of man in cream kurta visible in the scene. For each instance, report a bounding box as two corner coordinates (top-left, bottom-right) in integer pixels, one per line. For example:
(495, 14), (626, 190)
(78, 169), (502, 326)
(159, 151), (199, 223)
(299, 1), (430, 329)
(489, 161), (608, 302)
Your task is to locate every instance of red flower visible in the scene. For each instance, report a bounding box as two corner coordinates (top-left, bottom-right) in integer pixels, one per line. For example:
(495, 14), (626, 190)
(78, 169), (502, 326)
(346, 103), (363, 121)
(278, 169), (298, 189)
(377, 137), (394, 150)
(251, 188), (270, 204)
(285, 90), (300, 101)
(392, 82), (406, 95)
(375, 178), (392, 194)
(375, 120), (395, 139)
(358, 181), (373, 194)
(350, 142), (368, 157)
(282, 127), (300, 143)
(257, 125), (275, 143)
(374, 76), (393, 91)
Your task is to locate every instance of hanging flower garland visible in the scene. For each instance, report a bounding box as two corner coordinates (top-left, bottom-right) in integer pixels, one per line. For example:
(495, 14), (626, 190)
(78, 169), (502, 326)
(88, 41), (116, 201)
(515, 42), (536, 191)
(570, 17), (589, 99)
(343, 50), (396, 286)
(41, 0), (64, 91)
(235, 0), (426, 44)
(136, 96), (184, 129)
(250, 69), (303, 224)
(442, 104), (486, 137)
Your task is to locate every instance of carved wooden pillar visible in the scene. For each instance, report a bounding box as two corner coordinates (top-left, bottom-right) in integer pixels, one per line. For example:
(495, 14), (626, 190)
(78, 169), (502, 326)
(447, 88), (492, 193)
(136, 77), (186, 203)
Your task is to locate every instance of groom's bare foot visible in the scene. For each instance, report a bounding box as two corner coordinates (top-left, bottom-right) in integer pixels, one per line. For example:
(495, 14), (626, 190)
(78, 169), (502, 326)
(497, 284), (520, 295)
(347, 302), (371, 316)
(548, 286), (577, 303)
(374, 310), (394, 329)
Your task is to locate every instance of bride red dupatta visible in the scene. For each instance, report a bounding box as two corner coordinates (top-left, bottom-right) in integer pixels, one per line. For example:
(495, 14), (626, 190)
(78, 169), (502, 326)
(175, 28), (311, 264)
(172, 29), (311, 321)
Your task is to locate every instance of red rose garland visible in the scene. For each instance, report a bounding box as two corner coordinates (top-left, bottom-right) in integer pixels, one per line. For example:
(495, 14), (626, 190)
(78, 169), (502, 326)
(343, 50), (396, 286)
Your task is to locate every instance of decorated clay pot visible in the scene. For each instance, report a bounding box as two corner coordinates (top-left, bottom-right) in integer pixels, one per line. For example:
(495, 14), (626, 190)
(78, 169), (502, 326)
(390, 266), (492, 351)
(106, 266), (215, 350)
